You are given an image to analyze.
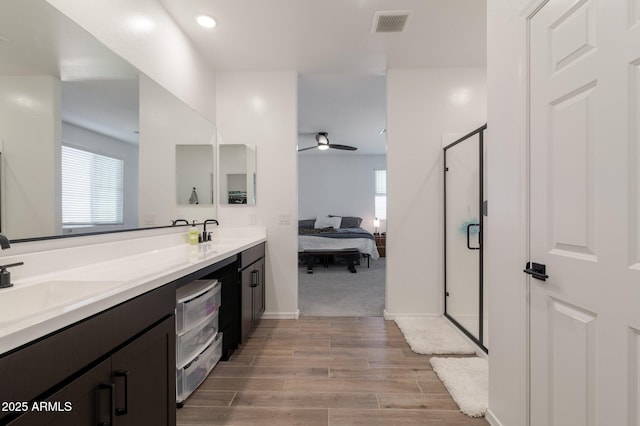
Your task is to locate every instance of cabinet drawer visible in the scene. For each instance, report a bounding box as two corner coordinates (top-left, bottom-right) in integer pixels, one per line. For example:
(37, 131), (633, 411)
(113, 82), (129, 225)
(176, 332), (222, 403)
(239, 243), (265, 269)
(176, 280), (221, 333)
(177, 310), (219, 368)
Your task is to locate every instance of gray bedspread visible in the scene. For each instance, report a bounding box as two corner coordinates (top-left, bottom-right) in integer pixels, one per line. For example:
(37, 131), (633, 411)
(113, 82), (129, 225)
(298, 227), (374, 240)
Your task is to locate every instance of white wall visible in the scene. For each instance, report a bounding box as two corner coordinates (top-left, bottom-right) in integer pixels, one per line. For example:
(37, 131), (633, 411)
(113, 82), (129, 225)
(0, 76), (61, 240)
(298, 154), (386, 233)
(47, 0), (216, 123)
(215, 71), (298, 318)
(61, 122), (139, 232)
(385, 68), (486, 317)
(485, 1), (533, 425)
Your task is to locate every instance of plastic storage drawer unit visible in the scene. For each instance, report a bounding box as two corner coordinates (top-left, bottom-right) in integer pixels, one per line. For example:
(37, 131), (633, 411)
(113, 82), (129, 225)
(177, 310), (219, 368)
(176, 332), (223, 403)
(176, 279), (221, 334)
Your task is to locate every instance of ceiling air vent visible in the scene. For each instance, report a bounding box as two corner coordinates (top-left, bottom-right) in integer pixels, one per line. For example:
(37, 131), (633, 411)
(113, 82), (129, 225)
(372, 10), (411, 33)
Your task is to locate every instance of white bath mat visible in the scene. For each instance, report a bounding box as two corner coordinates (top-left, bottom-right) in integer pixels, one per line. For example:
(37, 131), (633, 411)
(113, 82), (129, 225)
(430, 357), (488, 417)
(394, 316), (476, 354)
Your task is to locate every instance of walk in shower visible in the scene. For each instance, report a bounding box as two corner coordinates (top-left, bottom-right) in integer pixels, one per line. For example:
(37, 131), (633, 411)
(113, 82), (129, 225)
(443, 124), (487, 352)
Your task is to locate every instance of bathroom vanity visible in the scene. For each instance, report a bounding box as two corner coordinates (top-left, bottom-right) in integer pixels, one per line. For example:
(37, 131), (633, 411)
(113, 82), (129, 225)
(0, 228), (266, 425)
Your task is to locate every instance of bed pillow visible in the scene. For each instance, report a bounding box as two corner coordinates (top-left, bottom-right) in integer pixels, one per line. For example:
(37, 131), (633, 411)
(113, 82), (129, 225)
(314, 216), (342, 229)
(330, 215), (362, 228)
(298, 219), (316, 229)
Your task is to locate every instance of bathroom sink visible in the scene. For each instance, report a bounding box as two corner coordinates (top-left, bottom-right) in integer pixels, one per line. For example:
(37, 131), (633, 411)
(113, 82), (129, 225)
(0, 280), (122, 325)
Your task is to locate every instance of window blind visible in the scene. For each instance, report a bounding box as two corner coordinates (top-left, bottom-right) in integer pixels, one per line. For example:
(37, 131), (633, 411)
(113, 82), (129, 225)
(375, 169), (387, 220)
(61, 145), (124, 225)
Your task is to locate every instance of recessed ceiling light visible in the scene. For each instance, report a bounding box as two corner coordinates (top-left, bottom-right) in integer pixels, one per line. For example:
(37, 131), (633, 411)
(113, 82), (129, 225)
(196, 14), (217, 29)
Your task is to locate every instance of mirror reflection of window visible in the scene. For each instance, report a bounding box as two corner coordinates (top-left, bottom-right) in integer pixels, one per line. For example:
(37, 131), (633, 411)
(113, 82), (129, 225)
(61, 145), (124, 228)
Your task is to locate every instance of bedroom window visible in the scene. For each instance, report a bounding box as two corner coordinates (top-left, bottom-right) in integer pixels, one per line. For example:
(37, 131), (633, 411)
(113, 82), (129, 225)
(62, 145), (124, 226)
(375, 169), (386, 220)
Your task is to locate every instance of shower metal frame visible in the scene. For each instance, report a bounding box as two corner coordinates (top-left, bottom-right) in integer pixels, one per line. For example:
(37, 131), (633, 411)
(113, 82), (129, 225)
(443, 124), (488, 353)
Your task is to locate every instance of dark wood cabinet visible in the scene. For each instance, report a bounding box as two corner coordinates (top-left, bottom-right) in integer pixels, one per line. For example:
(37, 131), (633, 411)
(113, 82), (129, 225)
(7, 359), (112, 426)
(254, 257), (266, 320)
(239, 243), (265, 342)
(111, 316), (175, 426)
(0, 285), (176, 426)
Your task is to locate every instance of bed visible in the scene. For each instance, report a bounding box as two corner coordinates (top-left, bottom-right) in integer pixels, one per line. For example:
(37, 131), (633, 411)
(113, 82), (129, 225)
(298, 216), (380, 273)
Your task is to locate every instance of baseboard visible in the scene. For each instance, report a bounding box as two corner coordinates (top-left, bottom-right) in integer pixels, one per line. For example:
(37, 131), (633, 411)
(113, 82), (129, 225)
(383, 310), (441, 320)
(485, 408), (503, 426)
(261, 310), (300, 320)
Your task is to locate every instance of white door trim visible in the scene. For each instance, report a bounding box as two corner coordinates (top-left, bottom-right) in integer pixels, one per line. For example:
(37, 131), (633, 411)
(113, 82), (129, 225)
(524, 3), (550, 425)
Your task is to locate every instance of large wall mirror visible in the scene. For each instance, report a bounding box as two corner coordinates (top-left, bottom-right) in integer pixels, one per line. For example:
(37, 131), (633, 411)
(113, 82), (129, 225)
(0, 0), (216, 241)
(219, 144), (257, 205)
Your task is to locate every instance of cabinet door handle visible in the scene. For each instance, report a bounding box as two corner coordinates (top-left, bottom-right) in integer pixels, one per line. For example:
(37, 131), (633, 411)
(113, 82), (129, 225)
(114, 370), (129, 416)
(97, 382), (114, 426)
(250, 270), (259, 287)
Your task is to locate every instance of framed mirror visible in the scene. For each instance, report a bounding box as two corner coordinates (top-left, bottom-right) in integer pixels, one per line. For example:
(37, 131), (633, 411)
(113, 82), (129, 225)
(219, 144), (257, 205)
(0, 0), (217, 241)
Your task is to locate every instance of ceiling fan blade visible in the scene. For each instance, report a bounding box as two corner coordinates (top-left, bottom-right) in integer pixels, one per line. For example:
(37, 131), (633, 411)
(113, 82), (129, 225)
(297, 146), (317, 152)
(329, 144), (357, 151)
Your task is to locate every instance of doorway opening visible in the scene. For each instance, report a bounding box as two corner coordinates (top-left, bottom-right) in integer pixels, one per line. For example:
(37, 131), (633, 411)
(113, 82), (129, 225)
(296, 74), (387, 317)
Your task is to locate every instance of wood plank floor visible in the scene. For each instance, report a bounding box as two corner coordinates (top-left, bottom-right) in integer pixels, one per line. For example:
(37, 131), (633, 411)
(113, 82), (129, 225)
(177, 317), (488, 425)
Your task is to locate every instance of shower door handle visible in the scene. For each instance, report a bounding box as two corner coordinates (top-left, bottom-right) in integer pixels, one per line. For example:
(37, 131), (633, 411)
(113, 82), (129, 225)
(466, 224), (480, 250)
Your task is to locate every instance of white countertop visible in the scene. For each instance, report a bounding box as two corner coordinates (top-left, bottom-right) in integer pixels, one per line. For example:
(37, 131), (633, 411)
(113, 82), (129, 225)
(0, 231), (265, 354)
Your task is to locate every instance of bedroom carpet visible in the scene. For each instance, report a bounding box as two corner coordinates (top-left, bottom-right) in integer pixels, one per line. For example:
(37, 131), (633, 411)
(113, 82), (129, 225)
(394, 317), (476, 355)
(429, 357), (489, 418)
(298, 258), (385, 317)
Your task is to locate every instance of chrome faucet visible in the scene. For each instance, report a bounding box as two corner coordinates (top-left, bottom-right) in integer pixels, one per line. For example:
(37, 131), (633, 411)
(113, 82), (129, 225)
(201, 219), (219, 242)
(171, 219), (189, 226)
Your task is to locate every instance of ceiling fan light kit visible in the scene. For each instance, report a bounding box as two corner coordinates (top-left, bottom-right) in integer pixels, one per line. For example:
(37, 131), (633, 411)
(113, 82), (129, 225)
(298, 132), (358, 152)
(316, 132), (329, 145)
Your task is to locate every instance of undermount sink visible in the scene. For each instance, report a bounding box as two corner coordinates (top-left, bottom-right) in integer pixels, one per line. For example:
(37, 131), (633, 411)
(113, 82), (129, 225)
(0, 280), (122, 325)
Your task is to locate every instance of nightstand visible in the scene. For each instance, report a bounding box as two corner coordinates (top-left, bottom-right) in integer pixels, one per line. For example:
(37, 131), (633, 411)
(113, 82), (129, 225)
(374, 232), (386, 257)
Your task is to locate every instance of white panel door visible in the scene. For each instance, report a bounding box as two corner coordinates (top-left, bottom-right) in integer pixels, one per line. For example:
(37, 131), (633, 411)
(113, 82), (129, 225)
(529, 0), (640, 425)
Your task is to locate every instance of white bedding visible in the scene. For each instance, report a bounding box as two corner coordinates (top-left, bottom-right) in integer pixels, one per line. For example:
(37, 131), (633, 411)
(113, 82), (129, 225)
(298, 235), (380, 260)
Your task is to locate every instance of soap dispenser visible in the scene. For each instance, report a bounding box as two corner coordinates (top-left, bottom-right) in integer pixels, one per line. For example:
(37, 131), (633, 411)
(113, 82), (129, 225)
(188, 222), (199, 245)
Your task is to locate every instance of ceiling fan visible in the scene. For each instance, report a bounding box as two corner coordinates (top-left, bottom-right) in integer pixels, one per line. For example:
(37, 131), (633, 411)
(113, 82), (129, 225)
(297, 132), (357, 152)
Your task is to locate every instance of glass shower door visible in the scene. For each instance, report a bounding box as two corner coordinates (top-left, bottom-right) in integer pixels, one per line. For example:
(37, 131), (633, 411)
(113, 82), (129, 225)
(443, 126), (485, 350)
